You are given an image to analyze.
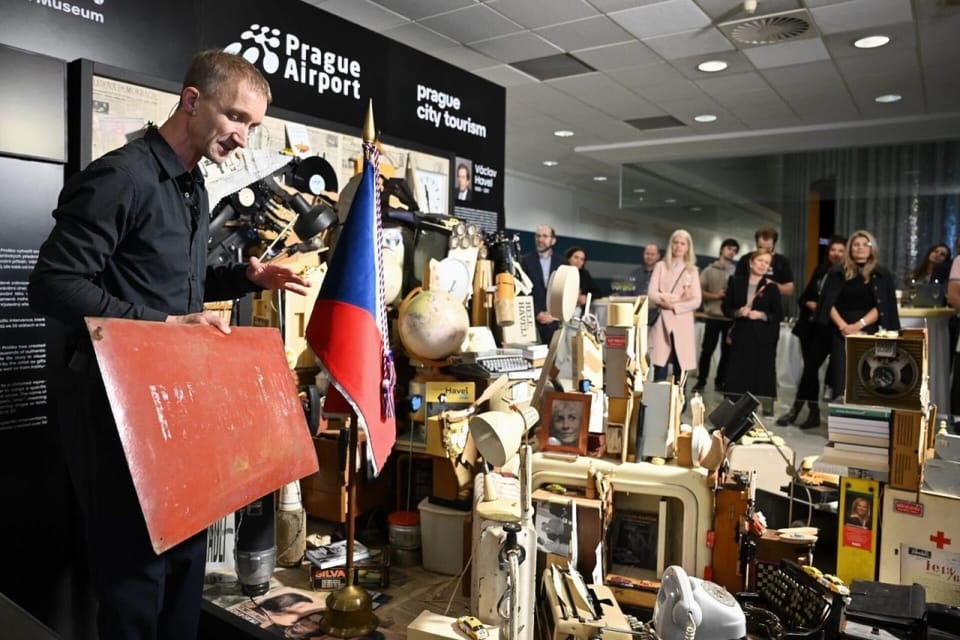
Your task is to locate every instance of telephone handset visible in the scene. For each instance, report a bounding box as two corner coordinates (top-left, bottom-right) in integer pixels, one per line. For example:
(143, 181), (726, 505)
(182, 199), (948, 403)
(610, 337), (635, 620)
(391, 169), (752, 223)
(653, 566), (746, 640)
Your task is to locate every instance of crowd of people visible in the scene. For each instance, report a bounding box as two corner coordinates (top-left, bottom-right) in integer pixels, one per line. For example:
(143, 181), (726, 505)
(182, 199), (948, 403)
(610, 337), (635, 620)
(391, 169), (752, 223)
(519, 222), (915, 430)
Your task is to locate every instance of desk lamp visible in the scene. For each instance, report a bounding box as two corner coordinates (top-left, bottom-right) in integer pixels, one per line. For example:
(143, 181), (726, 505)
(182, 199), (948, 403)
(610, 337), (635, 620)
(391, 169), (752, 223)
(469, 406), (539, 522)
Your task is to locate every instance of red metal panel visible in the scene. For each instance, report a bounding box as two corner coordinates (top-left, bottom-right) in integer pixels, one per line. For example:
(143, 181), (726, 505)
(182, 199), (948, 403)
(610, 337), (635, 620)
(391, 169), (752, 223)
(86, 318), (319, 554)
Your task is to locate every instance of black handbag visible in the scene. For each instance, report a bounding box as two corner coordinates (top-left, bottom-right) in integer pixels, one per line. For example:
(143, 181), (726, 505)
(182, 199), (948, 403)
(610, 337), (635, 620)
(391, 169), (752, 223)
(648, 269), (686, 327)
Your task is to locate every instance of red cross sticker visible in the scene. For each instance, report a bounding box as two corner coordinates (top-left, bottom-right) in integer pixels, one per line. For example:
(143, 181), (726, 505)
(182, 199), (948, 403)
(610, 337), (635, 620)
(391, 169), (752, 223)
(930, 531), (952, 549)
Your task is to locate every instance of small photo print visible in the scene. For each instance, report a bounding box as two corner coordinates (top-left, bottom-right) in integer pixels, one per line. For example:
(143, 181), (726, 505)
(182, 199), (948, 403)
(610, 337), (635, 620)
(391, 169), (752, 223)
(534, 499), (575, 557)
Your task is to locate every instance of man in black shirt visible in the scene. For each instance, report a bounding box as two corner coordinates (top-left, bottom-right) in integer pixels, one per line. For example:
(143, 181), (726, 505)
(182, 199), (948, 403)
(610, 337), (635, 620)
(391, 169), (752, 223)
(735, 226), (795, 298)
(28, 51), (308, 640)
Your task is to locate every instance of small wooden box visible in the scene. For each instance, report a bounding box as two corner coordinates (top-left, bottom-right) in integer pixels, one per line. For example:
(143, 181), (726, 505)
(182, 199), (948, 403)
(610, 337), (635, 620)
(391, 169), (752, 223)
(300, 434), (388, 522)
(889, 409), (926, 491)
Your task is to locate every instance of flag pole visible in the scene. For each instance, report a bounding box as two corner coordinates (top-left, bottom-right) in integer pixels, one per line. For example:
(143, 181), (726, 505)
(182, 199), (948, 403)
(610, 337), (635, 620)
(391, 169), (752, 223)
(319, 100), (380, 638)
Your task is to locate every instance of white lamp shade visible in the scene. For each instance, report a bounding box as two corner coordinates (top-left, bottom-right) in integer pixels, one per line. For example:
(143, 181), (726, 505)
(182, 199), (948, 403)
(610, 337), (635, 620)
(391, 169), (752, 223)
(469, 411), (524, 467)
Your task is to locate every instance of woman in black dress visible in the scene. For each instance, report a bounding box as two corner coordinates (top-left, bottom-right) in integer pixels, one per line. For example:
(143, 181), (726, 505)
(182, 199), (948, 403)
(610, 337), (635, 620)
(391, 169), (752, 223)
(816, 230), (900, 399)
(566, 246), (598, 313)
(723, 248), (783, 403)
(777, 235), (847, 428)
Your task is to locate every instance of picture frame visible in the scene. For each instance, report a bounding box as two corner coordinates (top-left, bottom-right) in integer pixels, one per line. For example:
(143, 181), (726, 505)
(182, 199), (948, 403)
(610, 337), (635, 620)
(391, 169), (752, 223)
(540, 391), (591, 455)
(608, 511), (659, 571)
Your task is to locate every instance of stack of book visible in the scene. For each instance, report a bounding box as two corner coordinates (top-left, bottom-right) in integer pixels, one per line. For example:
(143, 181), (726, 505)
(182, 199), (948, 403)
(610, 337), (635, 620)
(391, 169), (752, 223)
(819, 404), (892, 482)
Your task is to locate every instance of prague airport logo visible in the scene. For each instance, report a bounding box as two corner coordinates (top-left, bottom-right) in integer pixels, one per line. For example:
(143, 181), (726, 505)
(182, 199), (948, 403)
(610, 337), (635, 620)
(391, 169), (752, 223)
(225, 24), (281, 74)
(224, 24), (362, 99)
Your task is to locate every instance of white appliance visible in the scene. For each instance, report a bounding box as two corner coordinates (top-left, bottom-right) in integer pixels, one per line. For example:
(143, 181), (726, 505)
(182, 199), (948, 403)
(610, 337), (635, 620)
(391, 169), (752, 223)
(471, 472), (536, 640)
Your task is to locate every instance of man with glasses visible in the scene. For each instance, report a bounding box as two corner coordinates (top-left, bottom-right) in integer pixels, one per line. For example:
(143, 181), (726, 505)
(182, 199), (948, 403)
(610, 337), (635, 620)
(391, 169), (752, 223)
(519, 225), (564, 343)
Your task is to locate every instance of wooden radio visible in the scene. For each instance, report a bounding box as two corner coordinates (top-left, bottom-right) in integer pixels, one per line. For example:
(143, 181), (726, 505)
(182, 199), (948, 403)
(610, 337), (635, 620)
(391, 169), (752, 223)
(844, 329), (927, 411)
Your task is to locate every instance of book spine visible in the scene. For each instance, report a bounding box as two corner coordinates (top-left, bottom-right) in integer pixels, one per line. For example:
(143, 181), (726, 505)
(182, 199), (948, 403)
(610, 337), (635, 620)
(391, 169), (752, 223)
(827, 404), (892, 420)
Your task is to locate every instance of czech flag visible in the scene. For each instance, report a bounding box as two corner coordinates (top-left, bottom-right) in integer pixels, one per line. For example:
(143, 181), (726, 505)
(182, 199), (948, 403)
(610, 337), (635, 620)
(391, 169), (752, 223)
(306, 148), (395, 475)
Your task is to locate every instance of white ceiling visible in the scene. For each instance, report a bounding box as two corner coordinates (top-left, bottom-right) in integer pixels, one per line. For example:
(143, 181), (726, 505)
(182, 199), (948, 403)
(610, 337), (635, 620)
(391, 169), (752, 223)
(305, 0), (960, 228)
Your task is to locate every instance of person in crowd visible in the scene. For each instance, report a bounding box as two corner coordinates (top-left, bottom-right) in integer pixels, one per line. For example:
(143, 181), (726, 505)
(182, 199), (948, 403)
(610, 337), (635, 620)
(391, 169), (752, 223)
(778, 235), (847, 428)
(947, 248), (960, 418)
(565, 246), (598, 312)
(907, 243), (951, 287)
(722, 249), (783, 405)
(694, 238), (739, 393)
(27, 50), (310, 640)
(845, 496), (872, 529)
(647, 230), (702, 383)
(816, 230), (900, 400)
(630, 244), (661, 296)
(519, 225), (564, 344)
(735, 226), (795, 298)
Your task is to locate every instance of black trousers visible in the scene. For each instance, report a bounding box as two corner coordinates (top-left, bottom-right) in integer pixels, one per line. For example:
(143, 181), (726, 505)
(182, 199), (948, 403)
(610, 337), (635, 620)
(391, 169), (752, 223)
(653, 333), (683, 384)
(60, 363), (207, 640)
(696, 318), (731, 386)
(796, 326), (834, 402)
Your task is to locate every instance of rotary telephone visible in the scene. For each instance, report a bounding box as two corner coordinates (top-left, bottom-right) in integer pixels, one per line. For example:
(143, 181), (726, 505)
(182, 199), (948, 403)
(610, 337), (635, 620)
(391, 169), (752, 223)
(653, 566), (746, 640)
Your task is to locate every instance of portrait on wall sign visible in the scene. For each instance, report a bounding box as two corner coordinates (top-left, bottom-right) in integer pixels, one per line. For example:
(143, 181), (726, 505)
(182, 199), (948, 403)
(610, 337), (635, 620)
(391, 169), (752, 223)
(454, 157), (472, 202)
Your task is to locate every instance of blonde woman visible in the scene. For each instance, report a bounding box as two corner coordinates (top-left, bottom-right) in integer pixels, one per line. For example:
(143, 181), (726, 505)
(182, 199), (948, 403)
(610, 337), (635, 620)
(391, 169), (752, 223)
(647, 229), (702, 382)
(816, 230), (900, 399)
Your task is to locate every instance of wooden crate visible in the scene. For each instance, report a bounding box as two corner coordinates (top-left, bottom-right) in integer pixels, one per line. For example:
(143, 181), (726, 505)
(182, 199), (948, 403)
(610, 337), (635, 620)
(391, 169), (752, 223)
(889, 409), (926, 491)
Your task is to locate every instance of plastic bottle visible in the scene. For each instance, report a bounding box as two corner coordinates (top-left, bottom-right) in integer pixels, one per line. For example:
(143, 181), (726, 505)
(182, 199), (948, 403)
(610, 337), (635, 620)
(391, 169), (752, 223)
(689, 391), (705, 427)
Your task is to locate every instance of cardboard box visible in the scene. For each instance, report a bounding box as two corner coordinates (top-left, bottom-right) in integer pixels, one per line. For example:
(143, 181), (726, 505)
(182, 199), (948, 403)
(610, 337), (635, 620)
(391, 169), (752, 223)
(308, 548), (390, 590)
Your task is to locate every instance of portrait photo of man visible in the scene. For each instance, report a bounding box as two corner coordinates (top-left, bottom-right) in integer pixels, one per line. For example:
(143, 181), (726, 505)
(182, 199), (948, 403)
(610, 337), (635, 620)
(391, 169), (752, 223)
(454, 158), (472, 202)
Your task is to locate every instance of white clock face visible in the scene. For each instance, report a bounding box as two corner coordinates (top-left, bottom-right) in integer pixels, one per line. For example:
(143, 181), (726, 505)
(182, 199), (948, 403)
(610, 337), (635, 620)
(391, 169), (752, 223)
(415, 169), (448, 215)
(436, 257), (471, 304)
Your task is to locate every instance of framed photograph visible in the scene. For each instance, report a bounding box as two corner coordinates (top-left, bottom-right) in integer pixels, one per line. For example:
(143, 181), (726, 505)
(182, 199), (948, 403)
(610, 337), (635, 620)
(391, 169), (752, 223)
(533, 498), (576, 558)
(540, 391), (591, 455)
(609, 511), (659, 571)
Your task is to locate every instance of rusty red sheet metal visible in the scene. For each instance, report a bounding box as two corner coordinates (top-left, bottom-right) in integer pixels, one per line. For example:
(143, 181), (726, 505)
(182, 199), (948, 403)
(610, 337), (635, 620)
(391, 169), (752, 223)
(85, 317), (319, 554)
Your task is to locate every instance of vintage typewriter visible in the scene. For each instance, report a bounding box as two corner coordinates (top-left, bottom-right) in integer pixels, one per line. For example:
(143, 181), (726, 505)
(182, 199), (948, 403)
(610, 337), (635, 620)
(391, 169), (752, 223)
(448, 349), (533, 379)
(737, 559), (845, 640)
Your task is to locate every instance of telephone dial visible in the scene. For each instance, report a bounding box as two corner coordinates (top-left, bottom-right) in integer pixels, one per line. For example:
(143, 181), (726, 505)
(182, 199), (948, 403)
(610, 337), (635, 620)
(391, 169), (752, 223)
(653, 566), (746, 640)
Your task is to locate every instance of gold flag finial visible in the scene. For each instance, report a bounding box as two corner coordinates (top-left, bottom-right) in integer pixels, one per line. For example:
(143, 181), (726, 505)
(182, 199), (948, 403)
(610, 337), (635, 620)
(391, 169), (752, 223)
(362, 100), (375, 143)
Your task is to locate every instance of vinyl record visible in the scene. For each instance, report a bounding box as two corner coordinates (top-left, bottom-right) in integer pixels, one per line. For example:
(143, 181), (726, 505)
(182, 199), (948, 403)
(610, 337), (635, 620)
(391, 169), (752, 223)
(292, 156), (339, 195)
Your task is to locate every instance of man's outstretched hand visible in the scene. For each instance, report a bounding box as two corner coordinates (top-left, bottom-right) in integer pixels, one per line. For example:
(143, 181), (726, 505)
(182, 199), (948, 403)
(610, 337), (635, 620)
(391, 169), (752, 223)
(246, 257), (311, 296)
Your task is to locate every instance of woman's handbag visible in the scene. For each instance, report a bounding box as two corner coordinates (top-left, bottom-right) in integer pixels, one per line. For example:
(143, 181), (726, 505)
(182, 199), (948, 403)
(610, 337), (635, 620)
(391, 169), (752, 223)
(648, 269), (687, 327)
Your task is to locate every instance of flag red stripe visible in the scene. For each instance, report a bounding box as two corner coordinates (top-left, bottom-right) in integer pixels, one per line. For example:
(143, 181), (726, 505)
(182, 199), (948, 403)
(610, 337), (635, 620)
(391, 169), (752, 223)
(306, 299), (395, 471)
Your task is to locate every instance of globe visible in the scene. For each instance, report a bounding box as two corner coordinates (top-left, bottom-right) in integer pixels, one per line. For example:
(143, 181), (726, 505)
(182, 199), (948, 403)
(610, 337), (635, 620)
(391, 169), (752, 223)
(398, 289), (470, 361)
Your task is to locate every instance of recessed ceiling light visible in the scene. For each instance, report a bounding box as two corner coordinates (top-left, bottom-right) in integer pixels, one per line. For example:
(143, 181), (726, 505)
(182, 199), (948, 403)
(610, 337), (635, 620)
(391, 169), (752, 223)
(633, 188), (646, 193)
(691, 207), (701, 212)
(697, 60), (728, 73)
(593, 176), (608, 181)
(694, 114), (718, 123)
(542, 160), (558, 166)
(664, 198), (676, 204)
(854, 35), (890, 49)
(553, 130), (574, 137)
(875, 94), (902, 103)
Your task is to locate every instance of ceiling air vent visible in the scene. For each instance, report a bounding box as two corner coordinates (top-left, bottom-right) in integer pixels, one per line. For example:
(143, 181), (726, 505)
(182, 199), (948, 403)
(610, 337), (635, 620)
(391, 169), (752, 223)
(719, 9), (817, 48)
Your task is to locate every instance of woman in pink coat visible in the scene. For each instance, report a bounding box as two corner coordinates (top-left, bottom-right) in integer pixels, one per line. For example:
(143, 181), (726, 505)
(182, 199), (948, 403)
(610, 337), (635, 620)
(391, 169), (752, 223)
(648, 229), (702, 382)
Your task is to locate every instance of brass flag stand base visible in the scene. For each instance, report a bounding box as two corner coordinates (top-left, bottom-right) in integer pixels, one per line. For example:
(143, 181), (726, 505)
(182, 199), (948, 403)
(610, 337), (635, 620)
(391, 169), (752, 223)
(318, 414), (379, 637)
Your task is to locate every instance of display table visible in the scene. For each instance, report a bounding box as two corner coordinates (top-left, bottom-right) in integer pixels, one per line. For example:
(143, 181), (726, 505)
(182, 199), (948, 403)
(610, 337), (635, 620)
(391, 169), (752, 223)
(899, 307), (954, 416)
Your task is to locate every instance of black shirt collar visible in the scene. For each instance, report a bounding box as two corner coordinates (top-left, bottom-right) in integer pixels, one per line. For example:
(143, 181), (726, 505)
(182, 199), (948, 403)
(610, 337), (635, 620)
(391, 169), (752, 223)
(144, 126), (205, 188)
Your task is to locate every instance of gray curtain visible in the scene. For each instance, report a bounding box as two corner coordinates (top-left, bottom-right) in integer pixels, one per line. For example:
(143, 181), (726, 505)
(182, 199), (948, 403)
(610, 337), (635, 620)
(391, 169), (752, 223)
(783, 140), (960, 288)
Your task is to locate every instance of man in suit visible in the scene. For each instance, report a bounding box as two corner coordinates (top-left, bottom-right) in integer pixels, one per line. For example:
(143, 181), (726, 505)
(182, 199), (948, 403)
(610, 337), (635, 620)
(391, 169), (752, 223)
(520, 225), (564, 344)
(455, 163), (471, 202)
